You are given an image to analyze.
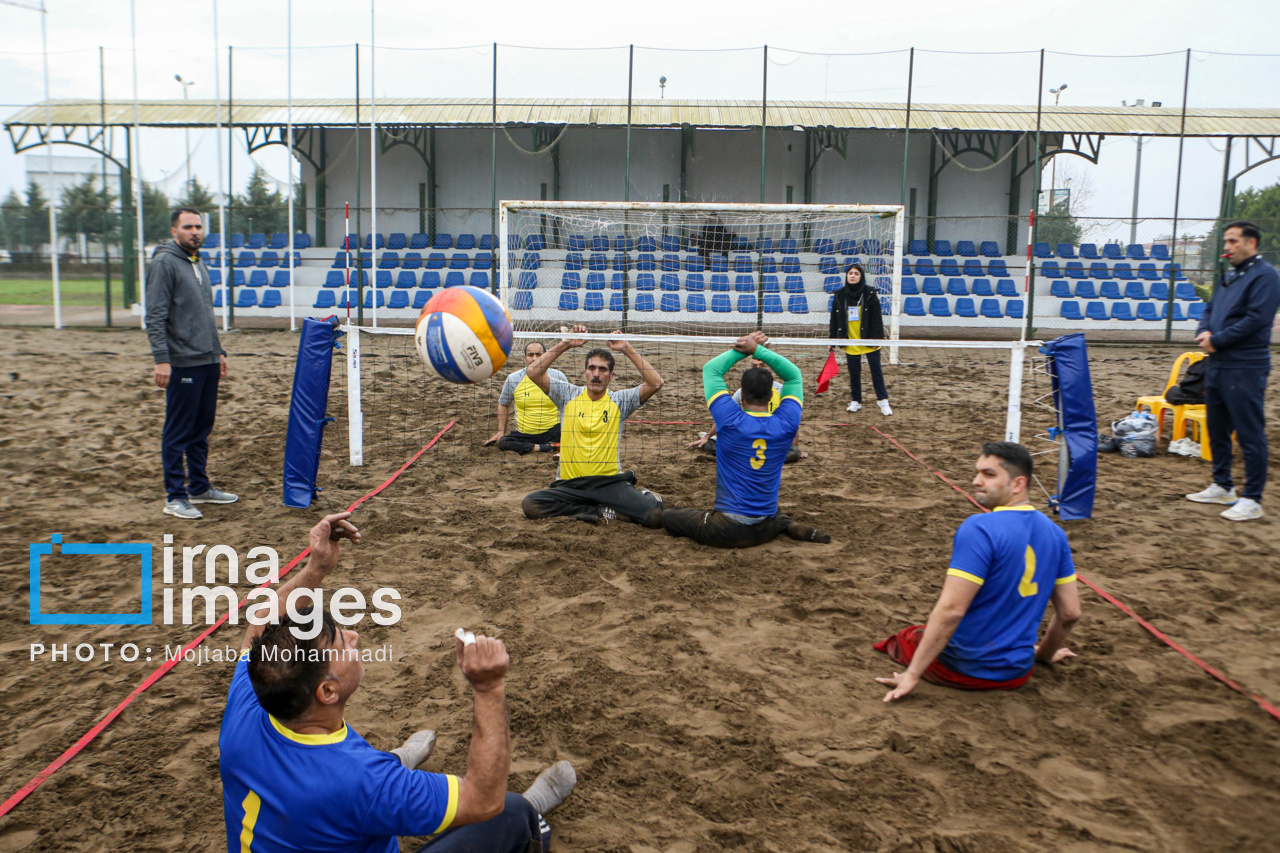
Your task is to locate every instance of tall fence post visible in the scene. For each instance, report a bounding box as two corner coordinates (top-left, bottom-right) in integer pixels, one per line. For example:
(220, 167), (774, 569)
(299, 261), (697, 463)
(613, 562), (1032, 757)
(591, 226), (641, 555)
(227, 45), (236, 328)
(625, 45), (633, 201)
(491, 43), (498, 254)
(129, 0), (145, 329)
(760, 45), (768, 204)
(900, 47), (914, 211)
(369, 3), (379, 329)
(99, 46), (112, 327)
(213, 0), (229, 331)
(1025, 48), (1045, 339)
(354, 42), (363, 325)
(1163, 48), (1192, 343)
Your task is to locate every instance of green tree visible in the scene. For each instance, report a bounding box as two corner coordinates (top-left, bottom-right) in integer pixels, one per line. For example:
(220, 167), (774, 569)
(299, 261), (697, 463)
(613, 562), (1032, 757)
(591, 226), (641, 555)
(235, 165), (287, 236)
(24, 179), (50, 251)
(0, 189), (25, 253)
(1035, 198), (1082, 249)
(1228, 183), (1280, 258)
(142, 182), (171, 244)
(177, 176), (220, 231)
(60, 175), (118, 250)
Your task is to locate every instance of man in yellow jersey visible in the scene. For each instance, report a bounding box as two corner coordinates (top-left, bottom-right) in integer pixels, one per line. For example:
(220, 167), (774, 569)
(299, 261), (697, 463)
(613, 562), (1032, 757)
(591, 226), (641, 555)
(483, 341), (566, 455)
(685, 356), (807, 463)
(520, 324), (666, 527)
(219, 512), (577, 853)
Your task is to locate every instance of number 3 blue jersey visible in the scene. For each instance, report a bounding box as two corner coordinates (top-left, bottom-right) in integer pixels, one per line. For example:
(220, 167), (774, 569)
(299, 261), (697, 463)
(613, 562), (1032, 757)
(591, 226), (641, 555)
(708, 391), (802, 518)
(941, 506), (1077, 681)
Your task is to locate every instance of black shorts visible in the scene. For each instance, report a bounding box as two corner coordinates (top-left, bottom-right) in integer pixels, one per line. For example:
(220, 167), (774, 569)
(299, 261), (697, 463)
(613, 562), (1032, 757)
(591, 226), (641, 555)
(661, 508), (794, 548)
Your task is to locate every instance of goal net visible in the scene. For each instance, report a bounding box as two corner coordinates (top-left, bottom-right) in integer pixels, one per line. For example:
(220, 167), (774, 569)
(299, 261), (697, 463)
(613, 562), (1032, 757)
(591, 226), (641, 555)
(499, 201), (905, 341)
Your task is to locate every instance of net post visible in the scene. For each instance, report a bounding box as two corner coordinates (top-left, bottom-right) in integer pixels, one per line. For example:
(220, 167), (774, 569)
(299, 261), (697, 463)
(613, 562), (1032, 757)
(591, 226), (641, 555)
(1004, 342), (1027, 443)
(889, 207), (905, 365)
(346, 323), (364, 466)
(498, 202), (510, 304)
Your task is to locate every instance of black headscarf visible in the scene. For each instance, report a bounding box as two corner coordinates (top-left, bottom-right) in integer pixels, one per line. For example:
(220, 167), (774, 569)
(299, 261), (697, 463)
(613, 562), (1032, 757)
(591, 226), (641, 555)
(843, 262), (868, 298)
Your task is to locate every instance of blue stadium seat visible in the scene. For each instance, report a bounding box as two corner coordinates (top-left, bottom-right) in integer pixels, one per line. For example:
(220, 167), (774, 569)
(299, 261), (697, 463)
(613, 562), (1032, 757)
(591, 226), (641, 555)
(395, 271), (418, 289)
(758, 275), (777, 293)
(388, 290), (409, 310)
(636, 253), (656, 271)
(1041, 261), (1062, 278)
(710, 274), (730, 292)
(567, 235), (586, 251)
(971, 278), (993, 297)
(208, 269), (222, 286)
(1085, 301), (1108, 321)
(1089, 262), (1110, 279)
(763, 294), (783, 313)
(387, 233), (408, 250)
(613, 236), (634, 252)
(247, 232), (266, 249)
(908, 239), (929, 256)
(955, 298), (977, 318)
(998, 299), (1021, 318)
(236, 251), (256, 268)
(1060, 301), (1083, 321)
(824, 276), (842, 293)
(584, 292), (605, 312)
(660, 273), (680, 292)
(432, 233), (453, 250)
(323, 270), (345, 288)
(684, 255), (704, 272)
(760, 256), (777, 274)
(479, 235), (496, 251)
(1033, 242), (1051, 259)
(1111, 302), (1135, 321)
(313, 290), (335, 309)
(988, 259), (1009, 277)
(1149, 281), (1169, 301)
(248, 270), (268, 288)
(234, 289), (257, 309)
(472, 252), (493, 270)
(1124, 282), (1147, 300)
(561, 273), (581, 290)
(962, 259), (984, 277)
(980, 298), (1002, 318)
(564, 253), (583, 271)
(780, 238), (797, 254)
(409, 233), (430, 250)
(331, 251), (348, 269)
(902, 296), (926, 316)
(733, 254), (752, 273)
(610, 273), (625, 290)
(1189, 302), (1205, 321)
(636, 236), (657, 252)
(455, 234), (476, 250)
(635, 273), (656, 291)
(342, 235), (359, 251)
(633, 293), (655, 312)
(735, 275), (755, 293)
(839, 239), (859, 255)
(1127, 244), (1147, 260)
(939, 259), (961, 278)
(425, 253), (446, 270)
(257, 251), (279, 268)
(1075, 281), (1098, 299)
(755, 238), (774, 253)
(1138, 263), (1159, 280)
(1056, 243), (1077, 259)
(422, 271), (442, 289)
(784, 275), (804, 294)
(660, 293), (680, 312)
(1102, 243), (1124, 260)
(1079, 243), (1099, 260)
(898, 276), (918, 296)
(934, 240), (954, 256)
(589, 253), (608, 271)
(365, 234), (387, 250)
(559, 292), (579, 312)
(1064, 261), (1085, 279)
(448, 253), (469, 269)
(1176, 282), (1198, 301)
(271, 270), (290, 287)
(513, 291), (533, 311)
(947, 278), (968, 296)
(1163, 263), (1187, 281)
(737, 294), (758, 314)
(781, 256), (801, 273)
(374, 271), (392, 289)
(661, 235), (682, 253)
(1137, 302), (1161, 321)
(922, 277), (944, 296)
(928, 297), (952, 317)
(685, 274), (705, 292)
(1150, 244), (1171, 261)
(914, 259), (936, 277)
(814, 238), (835, 255)
(378, 252), (399, 269)
(1166, 302), (1187, 322)
(212, 288), (224, 307)
(901, 259), (912, 276)
(1050, 280), (1072, 299)
(444, 271), (465, 288)
(363, 291), (385, 309)
(402, 252), (422, 270)
(787, 295), (809, 314)
(231, 270), (248, 287)
(205, 234), (221, 249)
(686, 293), (706, 312)
(470, 272), (490, 289)
(710, 256), (728, 272)
(602, 293), (621, 311)
(413, 289), (435, 309)
(608, 253), (627, 271)
(710, 294), (732, 313)
(585, 272), (606, 291)
(1099, 280), (1121, 299)
(980, 241), (1000, 258)
(956, 240), (977, 257)
(655, 253), (675, 272)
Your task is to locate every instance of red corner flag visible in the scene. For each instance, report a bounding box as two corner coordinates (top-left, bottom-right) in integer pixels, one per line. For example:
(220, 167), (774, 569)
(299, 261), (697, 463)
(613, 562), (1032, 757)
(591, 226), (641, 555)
(816, 351), (840, 394)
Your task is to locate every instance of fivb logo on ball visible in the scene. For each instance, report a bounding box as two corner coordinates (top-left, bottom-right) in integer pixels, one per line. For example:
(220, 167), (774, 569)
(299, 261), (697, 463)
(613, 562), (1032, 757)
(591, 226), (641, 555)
(28, 534), (400, 639)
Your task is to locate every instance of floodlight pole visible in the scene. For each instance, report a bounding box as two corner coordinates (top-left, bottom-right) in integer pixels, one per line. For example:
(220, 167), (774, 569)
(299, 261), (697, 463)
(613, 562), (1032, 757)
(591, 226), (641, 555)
(369, 0), (378, 328)
(286, 0), (296, 331)
(130, 0), (146, 328)
(40, 0), (61, 329)
(1163, 49), (1192, 343)
(213, 0), (229, 331)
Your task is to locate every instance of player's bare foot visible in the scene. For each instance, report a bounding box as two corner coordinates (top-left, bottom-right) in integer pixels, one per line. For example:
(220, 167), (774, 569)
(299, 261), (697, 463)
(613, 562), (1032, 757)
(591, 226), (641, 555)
(522, 760), (577, 816)
(389, 729), (437, 769)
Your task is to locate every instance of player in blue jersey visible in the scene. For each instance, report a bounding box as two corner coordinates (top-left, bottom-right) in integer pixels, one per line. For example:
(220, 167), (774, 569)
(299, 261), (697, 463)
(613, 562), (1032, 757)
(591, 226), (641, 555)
(875, 442), (1083, 701)
(219, 512), (577, 853)
(662, 331), (830, 548)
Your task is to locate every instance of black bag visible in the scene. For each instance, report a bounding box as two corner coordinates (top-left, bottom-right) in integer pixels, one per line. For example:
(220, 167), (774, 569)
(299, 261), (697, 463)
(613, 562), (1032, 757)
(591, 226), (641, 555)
(1164, 359), (1206, 406)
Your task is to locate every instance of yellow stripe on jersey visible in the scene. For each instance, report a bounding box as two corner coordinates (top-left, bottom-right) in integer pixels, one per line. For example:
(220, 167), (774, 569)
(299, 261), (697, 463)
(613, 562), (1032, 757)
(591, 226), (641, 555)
(780, 394), (802, 408)
(708, 389), (730, 407)
(946, 568), (985, 586)
(513, 374), (560, 434)
(1055, 573), (1078, 585)
(559, 390), (627, 479)
(239, 790), (261, 853)
(431, 775), (461, 835)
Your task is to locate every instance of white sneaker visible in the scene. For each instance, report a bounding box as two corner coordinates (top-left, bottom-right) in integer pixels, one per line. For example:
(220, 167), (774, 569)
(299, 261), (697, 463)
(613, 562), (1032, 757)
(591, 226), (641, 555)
(1186, 484), (1238, 505)
(877, 399), (893, 416)
(846, 401), (862, 413)
(1221, 498), (1264, 522)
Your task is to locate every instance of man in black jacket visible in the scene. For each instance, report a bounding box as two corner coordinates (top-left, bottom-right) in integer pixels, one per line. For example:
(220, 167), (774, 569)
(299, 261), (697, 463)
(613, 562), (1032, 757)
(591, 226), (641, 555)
(1185, 220), (1280, 521)
(145, 208), (237, 520)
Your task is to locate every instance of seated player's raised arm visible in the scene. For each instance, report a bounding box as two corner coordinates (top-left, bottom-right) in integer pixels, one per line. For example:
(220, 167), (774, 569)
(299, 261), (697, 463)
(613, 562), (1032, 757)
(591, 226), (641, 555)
(749, 342), (803, 405)
(527, 324), (586, 392)
(702, 345), (749, 404)
(609, 330), (665, 402)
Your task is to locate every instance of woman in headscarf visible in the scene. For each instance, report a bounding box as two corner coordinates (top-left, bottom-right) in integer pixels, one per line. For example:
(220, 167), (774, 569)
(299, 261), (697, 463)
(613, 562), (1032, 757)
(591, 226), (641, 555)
(828, 262), (891, 415)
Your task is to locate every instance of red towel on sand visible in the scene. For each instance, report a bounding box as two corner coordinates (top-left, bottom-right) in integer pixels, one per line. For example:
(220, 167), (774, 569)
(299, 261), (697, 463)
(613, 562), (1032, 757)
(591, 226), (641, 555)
(874, 625), (1032, 690)
(816, 351), (840, 394)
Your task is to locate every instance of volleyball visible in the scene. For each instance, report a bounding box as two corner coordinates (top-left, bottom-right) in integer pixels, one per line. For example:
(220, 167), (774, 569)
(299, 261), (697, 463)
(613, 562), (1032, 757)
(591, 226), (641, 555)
(414, 286), (514, 384)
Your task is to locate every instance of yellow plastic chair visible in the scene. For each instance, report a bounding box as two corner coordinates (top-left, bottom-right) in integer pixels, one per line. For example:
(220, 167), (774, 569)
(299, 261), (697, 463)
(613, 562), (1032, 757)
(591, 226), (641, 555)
(1136, 351), (1205, 444)
(1172, 405), (1213, 460)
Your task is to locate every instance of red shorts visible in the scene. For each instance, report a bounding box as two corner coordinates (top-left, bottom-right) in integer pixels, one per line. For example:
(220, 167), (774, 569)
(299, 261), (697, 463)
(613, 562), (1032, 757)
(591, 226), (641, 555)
(874, 625), (1032, 690)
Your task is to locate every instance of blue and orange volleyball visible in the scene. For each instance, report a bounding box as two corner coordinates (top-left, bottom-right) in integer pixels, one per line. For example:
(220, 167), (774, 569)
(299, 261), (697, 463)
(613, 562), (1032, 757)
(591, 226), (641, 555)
(413, 286), (513, 383)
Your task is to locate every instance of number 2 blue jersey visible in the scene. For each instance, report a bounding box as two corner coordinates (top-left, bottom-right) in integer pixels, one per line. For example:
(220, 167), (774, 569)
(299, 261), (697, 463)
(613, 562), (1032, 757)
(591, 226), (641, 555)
(941, 505), (1077, 681)
(708, 391), (802, 518)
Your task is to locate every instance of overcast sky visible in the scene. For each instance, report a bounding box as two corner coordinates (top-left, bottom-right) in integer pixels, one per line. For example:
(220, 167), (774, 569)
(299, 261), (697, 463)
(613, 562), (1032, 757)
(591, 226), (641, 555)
(2, 0), (1278, 233)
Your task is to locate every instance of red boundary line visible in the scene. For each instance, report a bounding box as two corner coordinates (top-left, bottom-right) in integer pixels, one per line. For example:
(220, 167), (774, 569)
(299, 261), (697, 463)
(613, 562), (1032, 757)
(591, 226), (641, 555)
(864, 423), (1280, 724)
(0, 419), (458, 819)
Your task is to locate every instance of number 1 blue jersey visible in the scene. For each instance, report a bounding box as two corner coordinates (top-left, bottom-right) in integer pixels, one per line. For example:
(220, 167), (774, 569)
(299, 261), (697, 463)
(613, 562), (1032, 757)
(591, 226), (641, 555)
(708, 391), (802, 518)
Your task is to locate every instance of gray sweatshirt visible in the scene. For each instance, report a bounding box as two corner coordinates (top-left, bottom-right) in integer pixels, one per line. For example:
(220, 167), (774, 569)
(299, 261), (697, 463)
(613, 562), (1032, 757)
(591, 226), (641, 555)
(145, 242), (225, 367)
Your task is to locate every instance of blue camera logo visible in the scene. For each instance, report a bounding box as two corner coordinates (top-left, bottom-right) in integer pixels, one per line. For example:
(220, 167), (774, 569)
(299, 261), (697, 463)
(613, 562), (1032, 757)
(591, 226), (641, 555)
(29, 535), (153, 625)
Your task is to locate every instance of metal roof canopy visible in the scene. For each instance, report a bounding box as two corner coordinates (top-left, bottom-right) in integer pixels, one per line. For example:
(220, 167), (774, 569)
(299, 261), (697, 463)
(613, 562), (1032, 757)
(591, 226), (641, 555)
(6, 98), (1280, 137)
